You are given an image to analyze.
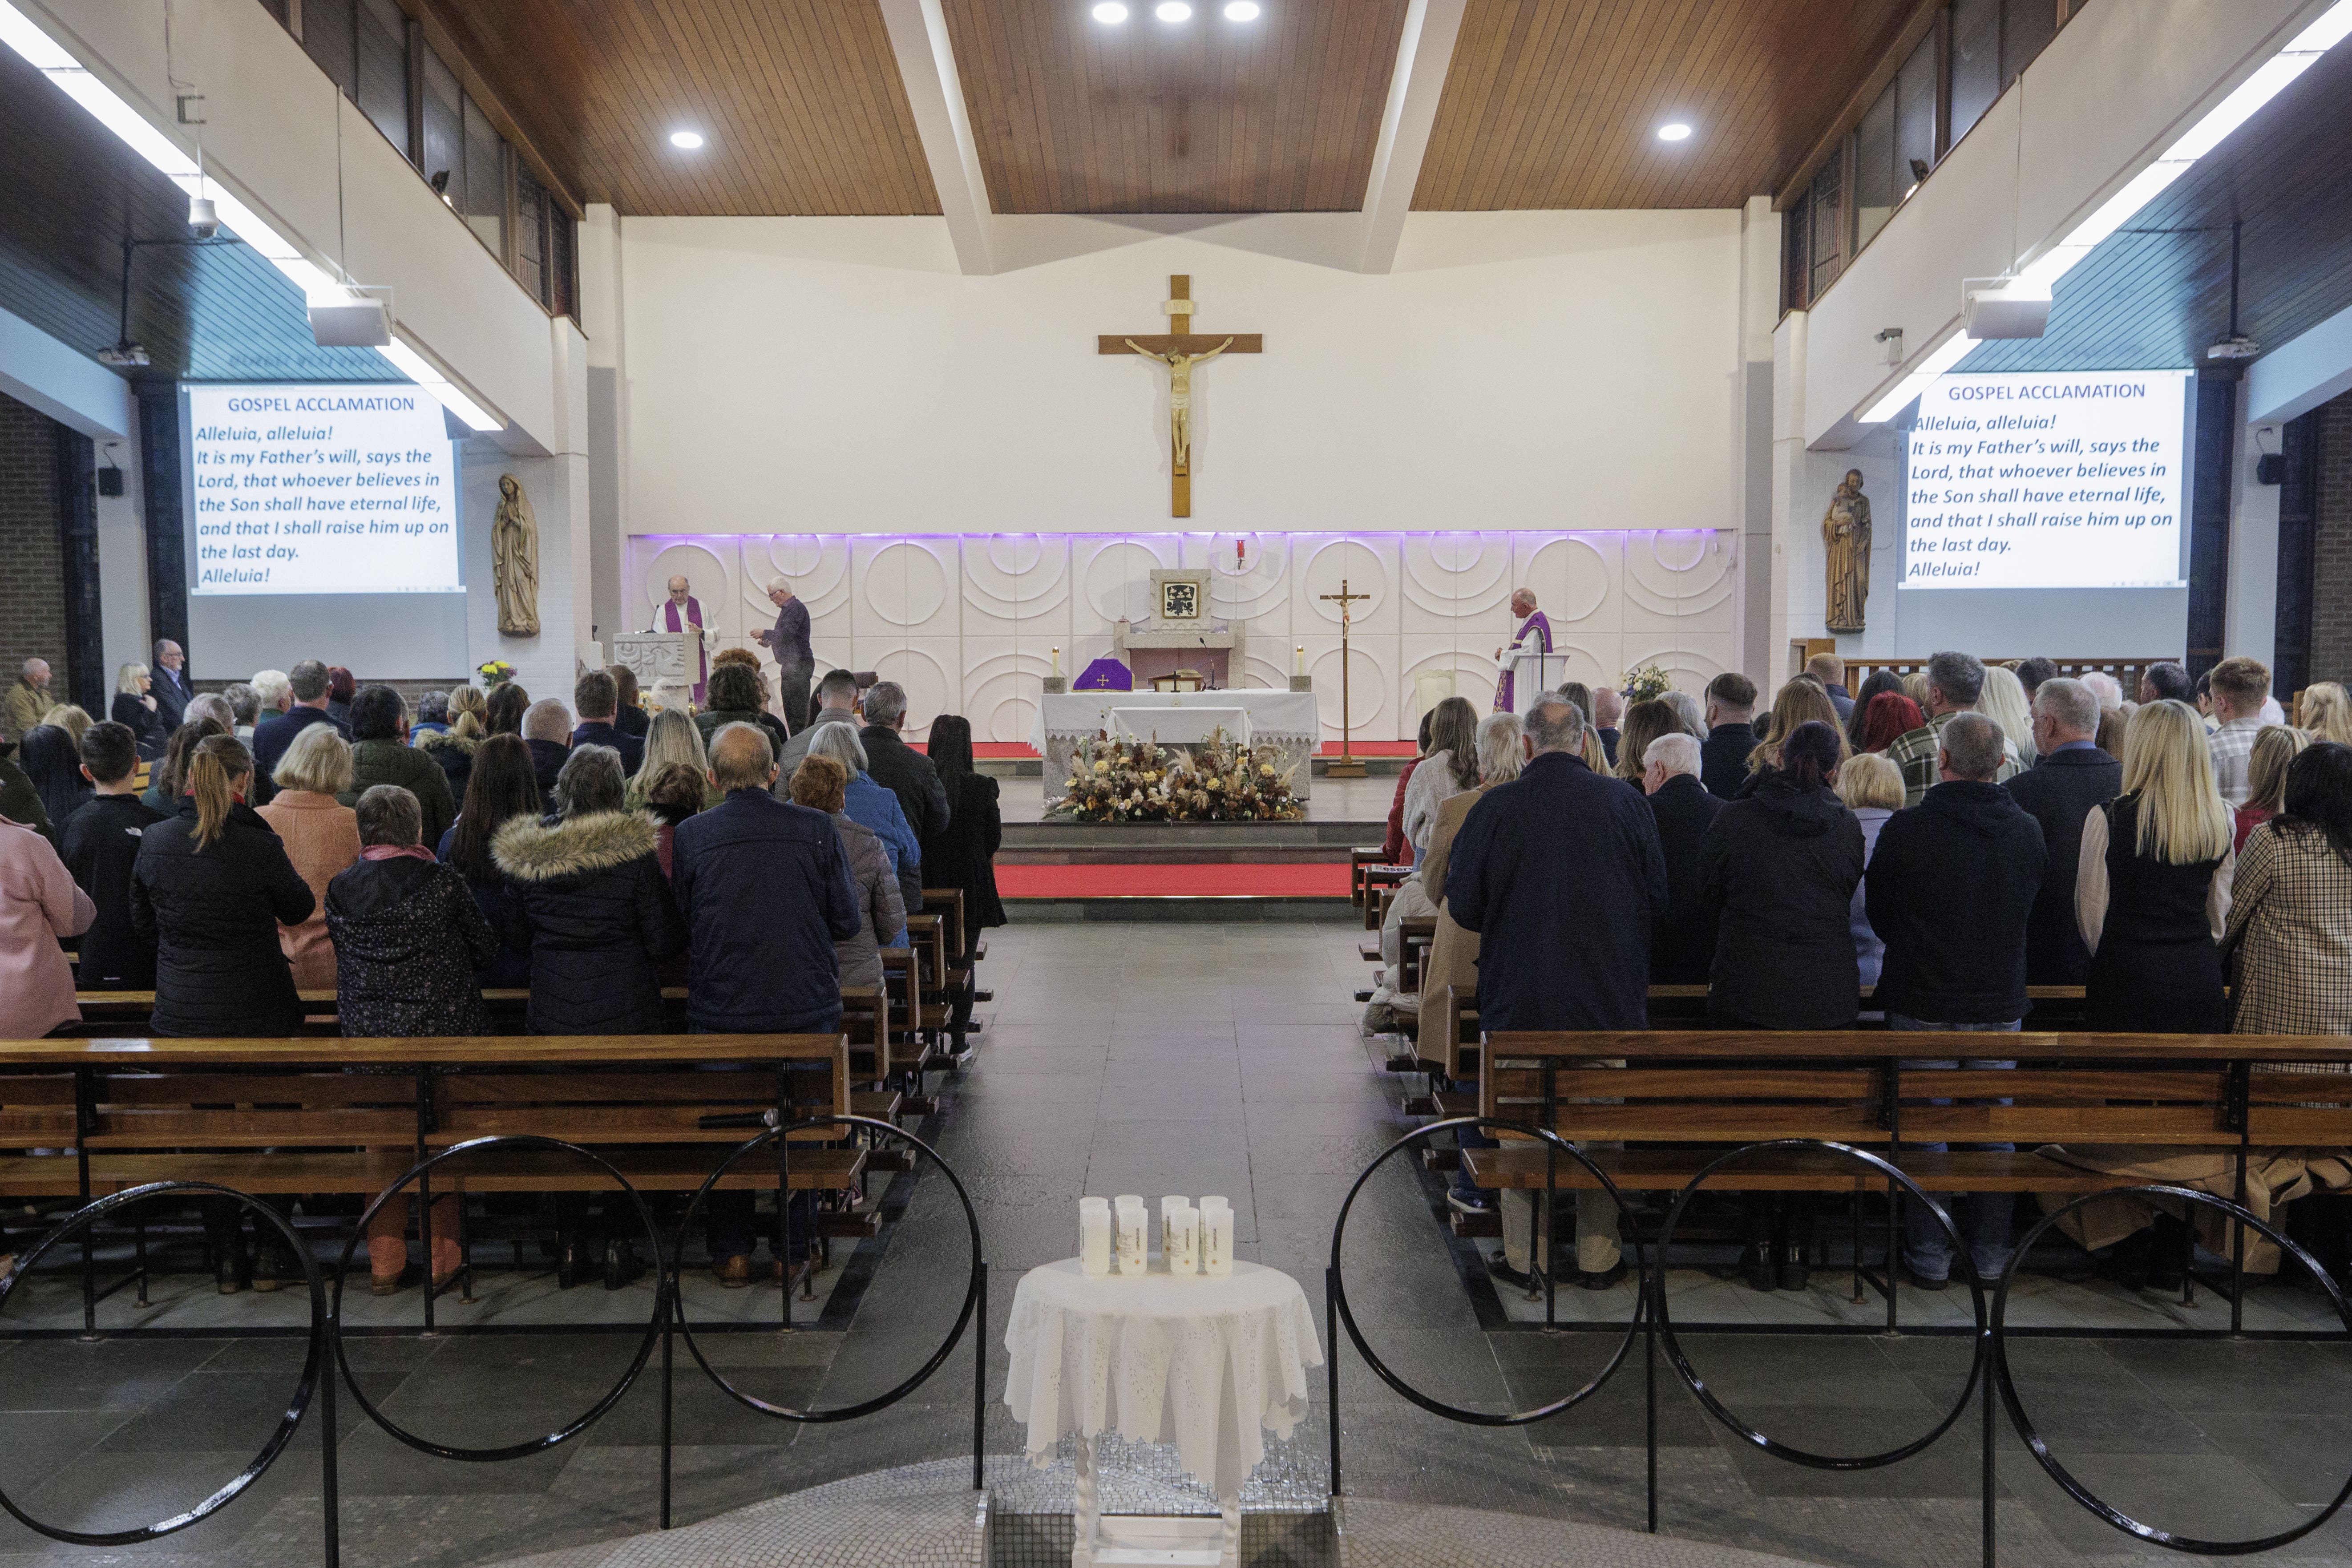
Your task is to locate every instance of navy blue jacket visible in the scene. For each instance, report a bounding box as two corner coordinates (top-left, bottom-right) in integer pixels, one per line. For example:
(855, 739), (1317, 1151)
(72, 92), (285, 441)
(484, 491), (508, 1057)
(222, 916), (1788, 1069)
(670, 788), (861, 1032)
(1444, 751), (1668, 1031)
(1867, 779), (2045, 1024)
(570, 720), (644, 776)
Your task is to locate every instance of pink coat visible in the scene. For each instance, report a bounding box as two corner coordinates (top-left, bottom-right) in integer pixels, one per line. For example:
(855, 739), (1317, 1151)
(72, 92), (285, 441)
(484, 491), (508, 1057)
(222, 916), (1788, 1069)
(256, 791), (361, 991)
(0, 815), (95, 1037)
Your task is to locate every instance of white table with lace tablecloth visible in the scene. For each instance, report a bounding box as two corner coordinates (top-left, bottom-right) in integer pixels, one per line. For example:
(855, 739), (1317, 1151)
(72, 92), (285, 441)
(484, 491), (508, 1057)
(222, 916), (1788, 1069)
(1002, 1256), (1323, 1568)
(1031, 690), (1319, 806)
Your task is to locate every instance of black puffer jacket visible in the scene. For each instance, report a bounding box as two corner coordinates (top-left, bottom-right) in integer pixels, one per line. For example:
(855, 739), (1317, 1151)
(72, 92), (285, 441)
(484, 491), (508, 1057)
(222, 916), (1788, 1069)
(416, 729), (480, 805)
(1697, 771), (1866, 1028)
(326, 856), (499, 1038)
(1866, 780), (2045, 1024)
(491, 810), (686, 1035)
(130, 799), (315, 1035)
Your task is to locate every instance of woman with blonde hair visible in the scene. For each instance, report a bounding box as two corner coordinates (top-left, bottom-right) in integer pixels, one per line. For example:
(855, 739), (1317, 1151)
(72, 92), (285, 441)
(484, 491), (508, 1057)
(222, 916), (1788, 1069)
(2299, 681), (2352, 747)
(257, 724), (363, 990)
(1902, 671), (1932, 707)
(1979, 665), (2037, 763)
(2234, 725), (2310, 850)
(112, 662), (165, 758)
(1744, 678), (1847, 790)
(1613, 699), (1683, 784)
(420, 684), (487, 801)
(628, 707), (718, 811)
(2077, 700), (2235, 1032)
(1836, 751), (1906, 999)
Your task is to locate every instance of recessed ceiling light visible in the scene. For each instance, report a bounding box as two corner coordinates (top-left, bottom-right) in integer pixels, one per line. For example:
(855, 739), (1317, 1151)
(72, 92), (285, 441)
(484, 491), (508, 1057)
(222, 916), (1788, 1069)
(670, 130), (705, 150)
(1656, 122), (1693, 142)
(1091, 2), (1128, 20)
(1224, 1), (1261, 17)
(1156, 1), (1192, 20)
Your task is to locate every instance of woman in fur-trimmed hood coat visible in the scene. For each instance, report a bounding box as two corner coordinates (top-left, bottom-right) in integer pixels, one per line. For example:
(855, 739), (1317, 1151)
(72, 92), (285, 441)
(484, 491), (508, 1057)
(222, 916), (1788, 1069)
(491, 809), (686, 1035)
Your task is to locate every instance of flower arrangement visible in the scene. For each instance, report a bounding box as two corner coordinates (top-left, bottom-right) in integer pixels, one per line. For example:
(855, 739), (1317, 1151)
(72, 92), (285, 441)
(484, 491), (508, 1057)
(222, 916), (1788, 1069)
(1622, 663), (1673, 705)
(477, 660), (518, 688)
(1054, 728), (1304, 824)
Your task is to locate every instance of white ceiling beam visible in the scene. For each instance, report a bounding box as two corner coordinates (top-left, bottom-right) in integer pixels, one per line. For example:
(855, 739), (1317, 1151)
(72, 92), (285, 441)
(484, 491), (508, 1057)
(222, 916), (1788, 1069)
(877, 0), (995, 276)
(1358, 0), (1467, 274)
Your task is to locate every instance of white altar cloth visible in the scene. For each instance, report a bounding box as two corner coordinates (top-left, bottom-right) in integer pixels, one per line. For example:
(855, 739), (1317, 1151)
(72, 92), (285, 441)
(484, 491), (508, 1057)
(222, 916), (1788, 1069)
(1108, 705), (1251, 747)
(1002, 1257), (1322, 1499)
(1033, 690), (1320, 804)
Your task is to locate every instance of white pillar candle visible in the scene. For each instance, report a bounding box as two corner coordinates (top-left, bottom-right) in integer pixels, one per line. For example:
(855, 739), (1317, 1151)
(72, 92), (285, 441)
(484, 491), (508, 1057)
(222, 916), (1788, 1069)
(1051, 646), (1062, 677)
(1080, 1197), (1111, 1277)
(1171, 1204), (1200, 1274)
(1201, 1200), (1234, 1276)
(1160, 1196), (1188, 1263)
(1294, 645), (1305, 677)
(1114, 1199), (1148, 1276)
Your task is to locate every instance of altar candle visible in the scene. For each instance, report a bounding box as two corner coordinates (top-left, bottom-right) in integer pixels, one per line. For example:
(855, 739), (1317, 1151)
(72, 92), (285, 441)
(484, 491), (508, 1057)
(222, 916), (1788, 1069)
(1080, 1197), (1111, 1277)
(1294, 645), (1305, 677)
(1202, 1203), (1234, 1276)
(1170, 1204), (1200, 1275)
(1051, 646), (1062, 677)
(1115, 1199), (1148, 1276)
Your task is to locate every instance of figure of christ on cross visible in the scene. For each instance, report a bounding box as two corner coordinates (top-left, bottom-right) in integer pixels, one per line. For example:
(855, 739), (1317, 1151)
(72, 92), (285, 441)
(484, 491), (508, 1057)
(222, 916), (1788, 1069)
(1320, 578), (1373, 777)
(1099, 275), (1262, 518)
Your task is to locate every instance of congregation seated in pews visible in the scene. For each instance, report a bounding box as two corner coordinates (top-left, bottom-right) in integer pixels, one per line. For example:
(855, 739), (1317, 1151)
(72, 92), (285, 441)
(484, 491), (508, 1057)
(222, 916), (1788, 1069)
(1356, 650), (2352, 1296)
(0, 659), (1003, 1293)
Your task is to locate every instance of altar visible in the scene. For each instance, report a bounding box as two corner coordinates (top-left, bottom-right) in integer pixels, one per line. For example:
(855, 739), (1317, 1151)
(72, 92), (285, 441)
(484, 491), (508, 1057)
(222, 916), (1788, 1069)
(1033, 689), (1319, 806)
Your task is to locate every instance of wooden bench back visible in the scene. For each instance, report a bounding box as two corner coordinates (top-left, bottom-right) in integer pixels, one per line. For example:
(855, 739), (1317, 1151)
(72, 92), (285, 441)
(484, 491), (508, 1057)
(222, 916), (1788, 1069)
(86, 1068), (416, 1149)
(0, 1072), (81, 1149)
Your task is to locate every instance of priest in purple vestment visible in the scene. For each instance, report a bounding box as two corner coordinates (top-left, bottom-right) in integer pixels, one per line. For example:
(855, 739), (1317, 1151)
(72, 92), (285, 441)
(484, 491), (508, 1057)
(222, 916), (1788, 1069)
(655, 574), (710, 704)
(1493, 589), (1552, 711)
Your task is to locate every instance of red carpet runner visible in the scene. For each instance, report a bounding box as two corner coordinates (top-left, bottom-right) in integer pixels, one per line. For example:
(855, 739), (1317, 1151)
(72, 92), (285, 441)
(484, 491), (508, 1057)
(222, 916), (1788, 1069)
(994, 863), (1350, 897)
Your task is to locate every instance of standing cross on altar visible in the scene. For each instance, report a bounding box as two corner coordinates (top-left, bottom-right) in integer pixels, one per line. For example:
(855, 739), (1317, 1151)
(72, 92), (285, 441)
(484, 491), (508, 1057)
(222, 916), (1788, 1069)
(655, 574), (709, 704)
(1320, 578), (1372, 778)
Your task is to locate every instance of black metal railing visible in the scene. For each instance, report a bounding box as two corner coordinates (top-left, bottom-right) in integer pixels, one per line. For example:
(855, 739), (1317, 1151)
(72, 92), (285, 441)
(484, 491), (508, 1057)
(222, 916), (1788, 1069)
(0, 1120), (985, 1563)
(1326, 1124), (2352, 1565)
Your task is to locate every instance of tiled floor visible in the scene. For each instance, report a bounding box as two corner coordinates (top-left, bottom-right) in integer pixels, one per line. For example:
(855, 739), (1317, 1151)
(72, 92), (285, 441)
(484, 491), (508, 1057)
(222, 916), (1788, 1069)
(6, 921), (2352, 1568)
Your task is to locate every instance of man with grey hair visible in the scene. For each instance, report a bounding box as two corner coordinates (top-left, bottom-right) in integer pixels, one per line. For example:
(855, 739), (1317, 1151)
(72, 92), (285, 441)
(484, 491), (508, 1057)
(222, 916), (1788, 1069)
(1864, 708), (2046, 1289)
(1641, 731), (1722, 988)
(2003, 676), (2121, 986)
(753, 576), (815, 733)
(522, 698), (575, 801)
(250, 669), (293, 715)
(1883, 651), (2022, 807)
(150, 639), (192, 728)
(1446, 693), (1667, 1290)
(222, 683), (261, 741)
(1590, 685), (1623, 768)
(250, 658), (346, 803)
(858, 679), (949, 854)
(6, 657), (53, 740)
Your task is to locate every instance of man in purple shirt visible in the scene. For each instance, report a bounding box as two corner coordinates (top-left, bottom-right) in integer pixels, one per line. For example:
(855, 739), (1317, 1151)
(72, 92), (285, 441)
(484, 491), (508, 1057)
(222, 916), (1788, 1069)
(756, 576), (816, 732)
(1492, 589), (1552, 712)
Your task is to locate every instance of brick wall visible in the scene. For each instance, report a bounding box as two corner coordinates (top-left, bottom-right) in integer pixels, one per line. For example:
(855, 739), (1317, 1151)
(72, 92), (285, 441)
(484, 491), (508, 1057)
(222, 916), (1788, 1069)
(0, 393), (65, 704)
(2316, 393), (2352, 685)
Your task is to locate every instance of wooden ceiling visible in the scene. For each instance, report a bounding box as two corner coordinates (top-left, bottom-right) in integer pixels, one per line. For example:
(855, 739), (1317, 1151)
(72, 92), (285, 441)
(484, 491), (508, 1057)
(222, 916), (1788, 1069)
(424, 0), (1929, 217)
(1415, 0), (1930, 210)
(943, 0), (1407, 214)
(1961, 37), (2352, 376)
(413, 0), (941, 217)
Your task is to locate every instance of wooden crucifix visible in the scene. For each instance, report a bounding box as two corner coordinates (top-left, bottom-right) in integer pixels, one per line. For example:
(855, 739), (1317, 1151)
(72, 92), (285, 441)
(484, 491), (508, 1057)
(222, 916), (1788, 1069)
(1319, 578), (1372, 778)
(1099, 275), (1263, 518)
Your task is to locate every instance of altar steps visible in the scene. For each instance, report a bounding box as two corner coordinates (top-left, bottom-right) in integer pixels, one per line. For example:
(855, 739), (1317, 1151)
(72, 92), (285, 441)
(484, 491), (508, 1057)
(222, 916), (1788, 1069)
(1000, 820), (1374, 865)
(995, 861), (1355, 921)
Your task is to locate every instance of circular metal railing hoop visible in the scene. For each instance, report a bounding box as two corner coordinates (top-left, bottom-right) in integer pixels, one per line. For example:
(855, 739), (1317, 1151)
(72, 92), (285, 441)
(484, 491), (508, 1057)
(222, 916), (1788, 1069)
(0, 1181), (329, 1544)
(1653, 1138), (1988, 1471)
(672, 1114), (984, 1424)
(1993, 1184), (2352, 1555)
(331, 1134), (668, 1462)
(1327, 1115), (1649, 1427)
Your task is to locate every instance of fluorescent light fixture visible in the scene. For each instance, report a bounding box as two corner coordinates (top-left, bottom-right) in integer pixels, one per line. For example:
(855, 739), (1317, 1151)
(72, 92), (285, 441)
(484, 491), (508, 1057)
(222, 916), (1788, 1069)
(1092, 1), (1129, 19)
(669, 129), (704, 150)
(1155, 1), (1192, 20)
(0, 0), (504, 431)
(1862, 330), (1978, 424)
(1656, 122), (1693, 142)
(1223, 1), (1261, 18)
(376, 336), (502, 431)
(1999, 6), (2348, 301)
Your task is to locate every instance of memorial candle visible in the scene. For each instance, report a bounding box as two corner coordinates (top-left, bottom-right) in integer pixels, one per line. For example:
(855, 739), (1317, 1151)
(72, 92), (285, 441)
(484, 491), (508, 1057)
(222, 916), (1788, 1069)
(1160, 1196), (1187, 1263)
(1200, 1196), (1233, 1276)
(1079, 1196), (1111, 1277)
(1114, 1198), (1147, 1276)
(1170, 1204), (1200, 1274)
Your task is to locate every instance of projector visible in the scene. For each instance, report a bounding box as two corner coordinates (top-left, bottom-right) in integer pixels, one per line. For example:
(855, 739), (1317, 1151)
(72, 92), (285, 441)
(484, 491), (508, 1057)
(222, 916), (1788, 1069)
(309, 287), (393, 348)
(1961, 279), (2050, 340)
(2207, 333), (2259, 361)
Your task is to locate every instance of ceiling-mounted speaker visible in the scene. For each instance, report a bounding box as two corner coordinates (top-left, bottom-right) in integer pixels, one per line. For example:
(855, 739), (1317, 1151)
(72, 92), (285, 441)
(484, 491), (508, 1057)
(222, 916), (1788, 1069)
(97, 467), (125, 497)
(1961, 279), (2050, 339)
(2256, 453), (2285, 485)
(309, 285), (393, 348)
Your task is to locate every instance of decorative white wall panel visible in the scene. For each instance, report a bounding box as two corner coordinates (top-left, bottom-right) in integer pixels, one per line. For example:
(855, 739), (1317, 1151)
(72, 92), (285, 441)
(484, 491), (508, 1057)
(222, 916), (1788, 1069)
(626, 532), (1737, 744)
